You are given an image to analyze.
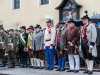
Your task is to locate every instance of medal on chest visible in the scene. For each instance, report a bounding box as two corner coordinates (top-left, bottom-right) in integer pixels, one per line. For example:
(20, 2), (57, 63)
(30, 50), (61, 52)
(60, 51), (62, 54)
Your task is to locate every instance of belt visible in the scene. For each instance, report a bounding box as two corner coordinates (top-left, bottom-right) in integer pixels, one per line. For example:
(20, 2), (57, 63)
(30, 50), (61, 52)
(45, 39), (51, 41)
(82, 39), (87, 41)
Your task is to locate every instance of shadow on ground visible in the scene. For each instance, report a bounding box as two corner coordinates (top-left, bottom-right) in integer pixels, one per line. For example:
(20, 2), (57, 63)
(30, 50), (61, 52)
(0, 73), (10, 75)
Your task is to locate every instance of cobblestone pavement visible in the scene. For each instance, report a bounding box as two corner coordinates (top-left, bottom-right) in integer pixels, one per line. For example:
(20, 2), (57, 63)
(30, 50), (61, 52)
(0, 67), (100, 75)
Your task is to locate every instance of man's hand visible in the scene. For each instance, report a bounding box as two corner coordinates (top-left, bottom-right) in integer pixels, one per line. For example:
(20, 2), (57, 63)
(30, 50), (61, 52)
(68, 42), (74, 46)
(89, 45), (94, 50)
(44, 46), (45, 49)
(50, 46), (53, 49)
(40, 47), (42, 50)
(64, 48), (67, 51)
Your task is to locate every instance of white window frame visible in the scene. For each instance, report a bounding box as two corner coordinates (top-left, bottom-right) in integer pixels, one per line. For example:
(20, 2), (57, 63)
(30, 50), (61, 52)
(11, 0), (21, 10)
(38, 0), (50, 6)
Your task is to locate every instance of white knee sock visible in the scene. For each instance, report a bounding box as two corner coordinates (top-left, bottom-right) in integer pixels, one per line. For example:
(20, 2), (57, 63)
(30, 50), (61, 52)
(86, 59), (89, 70)
(37, 59), (40, 67)
(30, 58), (34, 66)
(33, 58), (37, 66)
(40, 60), (44, 67)
(89, 60), (93, 71)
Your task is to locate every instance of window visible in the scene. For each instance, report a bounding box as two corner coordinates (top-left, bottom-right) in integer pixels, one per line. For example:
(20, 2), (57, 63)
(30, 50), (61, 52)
(12, 0), (20, 10)
(39, 0), (49, 6)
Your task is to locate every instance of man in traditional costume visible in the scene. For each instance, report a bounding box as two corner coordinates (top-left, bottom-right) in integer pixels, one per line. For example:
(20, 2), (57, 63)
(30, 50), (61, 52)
(80, 14), (97, 74)
(55, 21), (67, 71)
(65, 19), (80, 73)
(44, 19), (56, 70)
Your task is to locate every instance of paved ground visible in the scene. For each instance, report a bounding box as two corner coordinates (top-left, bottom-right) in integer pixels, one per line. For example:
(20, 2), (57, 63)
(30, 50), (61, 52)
(0, 67), (100, 75)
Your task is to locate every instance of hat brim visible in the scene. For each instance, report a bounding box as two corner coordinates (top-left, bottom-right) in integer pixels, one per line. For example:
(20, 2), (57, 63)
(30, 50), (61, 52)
(46, 21), (51, 23)
(27, 27), (34, 30)
(68, 21), (76, 24)
(58, 23), (65, 25)
(35, 26), (40, 28)
(81, 17), (90, 21)
(20, 27), (26, 30)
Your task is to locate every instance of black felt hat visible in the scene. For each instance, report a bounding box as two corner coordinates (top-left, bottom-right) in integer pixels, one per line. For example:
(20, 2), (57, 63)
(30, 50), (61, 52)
(58, 21), (65, 24)
(81, 10), (90, 21)
(20, 26), (26, 30)
(27, 25), (34, 30)
(35, 24), (41, 28)
(68, 19), (76, 24)
(9, 29), (14, 32)
(46, 19), (52, 23)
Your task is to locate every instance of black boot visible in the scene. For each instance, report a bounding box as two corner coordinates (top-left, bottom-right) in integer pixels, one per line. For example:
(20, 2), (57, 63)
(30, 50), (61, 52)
(83, 70), (89, 74)
(20, 58), (25, 68)
(88, 71), (93, 74)
(8, 63), (15, 68)
(40, 67), (44, 69)
(24, 58), (27, 68)
(56, 68), (61, 71)
(0, 61), (6, 67)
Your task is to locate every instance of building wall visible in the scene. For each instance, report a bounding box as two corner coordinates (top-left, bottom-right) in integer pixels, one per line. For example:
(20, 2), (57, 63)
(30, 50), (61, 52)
(75, 0), (100, 18)
(0, 0), (100, 30)
(0, 0), (61, 30)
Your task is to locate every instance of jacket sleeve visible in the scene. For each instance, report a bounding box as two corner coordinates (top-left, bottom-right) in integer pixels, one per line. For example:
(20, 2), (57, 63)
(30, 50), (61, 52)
(72, 28), (80, 45)
(32, 34), (35, 49)
(90, 24), (97, 46)
(64, 30), (68, 48)
(40, 32), (44, 48)
(3, 33), (8, 48)
(13, 36), (17, 50)
(44, 29), (46, 46)
(50, 27), (56, 46)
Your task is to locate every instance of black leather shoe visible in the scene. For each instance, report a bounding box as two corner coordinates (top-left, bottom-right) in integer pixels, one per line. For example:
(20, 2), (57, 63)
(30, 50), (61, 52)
(8, 63), (15, 68)
(23, 65), (27, 68)
(45, 67), (49, 70)
(56, 68), (61, 71)
(49, 68), (53, 71)
(20, 65), (24, 68)
(88, 71), (93, 74)
(40, 67), (44, 69)
(74, 70), (79, 73)
(60, 69), (65, 71)
(34, 67), (39, 69)
(0, 61), (6, 67)
(33, 66), (36, 69)
(83, 70), (89, 74)
(29, 66), (33, 68)
(67, 70), (74, 72)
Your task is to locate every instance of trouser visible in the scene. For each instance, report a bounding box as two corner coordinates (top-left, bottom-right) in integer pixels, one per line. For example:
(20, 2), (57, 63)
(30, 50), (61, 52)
(32, 50), (44, 67)
(57, 45), (67, 69)
(29, 50), (35, 58)
(8, 51), (15, 63)
(29, 50), (35, 67)
(81, 40), (93, 60)
(68, 54), (80, 70)
(45, 46), (54, 68)
(0, 49), (6, 62)
(95, 57), (100, 65)
(21, 58), (27, 66)
(35, 50), (44, 60)
(15, 50), (20, 62)
(81, 40), (94, 71)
